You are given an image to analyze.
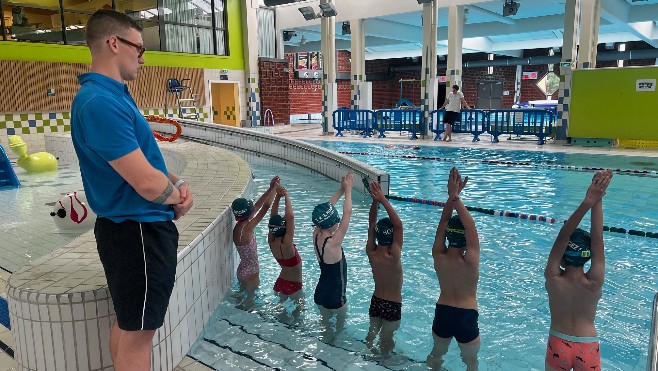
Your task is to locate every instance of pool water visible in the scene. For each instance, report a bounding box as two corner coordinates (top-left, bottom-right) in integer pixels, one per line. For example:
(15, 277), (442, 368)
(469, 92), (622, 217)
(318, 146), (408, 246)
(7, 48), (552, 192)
(190, 143), (658, 370)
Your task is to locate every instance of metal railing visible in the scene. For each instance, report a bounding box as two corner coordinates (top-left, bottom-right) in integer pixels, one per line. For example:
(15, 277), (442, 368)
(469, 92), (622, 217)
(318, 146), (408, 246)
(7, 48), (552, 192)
(648, 292), (658, 370)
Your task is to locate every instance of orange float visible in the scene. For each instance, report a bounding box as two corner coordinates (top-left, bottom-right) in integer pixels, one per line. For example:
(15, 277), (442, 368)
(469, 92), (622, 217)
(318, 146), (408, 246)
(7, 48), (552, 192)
(146, 115), (182, 142)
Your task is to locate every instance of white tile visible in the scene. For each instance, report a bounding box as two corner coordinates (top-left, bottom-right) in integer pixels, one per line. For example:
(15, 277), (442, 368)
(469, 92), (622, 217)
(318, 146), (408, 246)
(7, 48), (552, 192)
(86, 318), (102, 370)
(72, 303), (85, 321)
(62, 321), (77, 371)
(41, 323), (55, 370)
(98, 316), (112, 368)
(51, 322), (67, 371)
(73, 321), (89, 370)
(24, 321), (36, 369)
(97, 299), (109, 317)
(31, 320), (46, 371)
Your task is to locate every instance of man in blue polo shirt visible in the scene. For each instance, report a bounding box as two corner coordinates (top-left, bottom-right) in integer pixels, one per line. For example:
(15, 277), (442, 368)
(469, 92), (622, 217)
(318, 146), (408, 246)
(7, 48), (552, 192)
(71, 9), (193, 371)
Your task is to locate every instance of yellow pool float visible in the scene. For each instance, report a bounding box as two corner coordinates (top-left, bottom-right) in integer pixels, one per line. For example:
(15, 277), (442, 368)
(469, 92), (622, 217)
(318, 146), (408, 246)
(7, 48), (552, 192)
(8, 135), (58, 172)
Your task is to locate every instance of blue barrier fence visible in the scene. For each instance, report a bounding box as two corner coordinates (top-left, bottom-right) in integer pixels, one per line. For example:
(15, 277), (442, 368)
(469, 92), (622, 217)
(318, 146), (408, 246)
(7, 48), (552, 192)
(488, 109), (554, 145)
(332, 109), (375, 137)
(430, 109), (488, 142)
(0, 295), (9, 329)
(333, 107), (555, 145)
(375, 109), (423, 139)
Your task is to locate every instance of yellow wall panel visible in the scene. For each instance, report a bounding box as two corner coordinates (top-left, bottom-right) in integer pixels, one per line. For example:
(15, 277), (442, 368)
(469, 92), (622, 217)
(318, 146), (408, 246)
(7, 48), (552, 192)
(569, 66), (658, 139)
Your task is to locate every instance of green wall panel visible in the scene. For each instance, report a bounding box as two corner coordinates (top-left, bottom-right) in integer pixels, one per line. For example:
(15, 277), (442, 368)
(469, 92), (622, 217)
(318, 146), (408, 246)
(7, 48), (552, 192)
(570, 66), (658, 139)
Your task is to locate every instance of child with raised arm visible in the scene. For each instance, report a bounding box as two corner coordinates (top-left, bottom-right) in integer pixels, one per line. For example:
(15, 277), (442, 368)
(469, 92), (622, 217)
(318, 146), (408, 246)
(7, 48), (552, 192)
(311, 170), (353, 339)
(231, 176), (279, 306)
(268, 186), (304, 311)
(427, 167), (480, 371)
(364, 181), (404, 358)
(544, 170), (612, 371)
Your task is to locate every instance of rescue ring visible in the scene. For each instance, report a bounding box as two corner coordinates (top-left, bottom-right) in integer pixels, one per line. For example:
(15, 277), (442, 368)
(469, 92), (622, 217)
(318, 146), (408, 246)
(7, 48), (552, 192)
(146, 115), (182, 142)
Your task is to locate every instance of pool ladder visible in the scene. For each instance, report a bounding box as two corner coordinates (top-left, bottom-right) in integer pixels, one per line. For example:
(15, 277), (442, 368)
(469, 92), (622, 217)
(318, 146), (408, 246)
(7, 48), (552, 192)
(648, 292), (658, 370)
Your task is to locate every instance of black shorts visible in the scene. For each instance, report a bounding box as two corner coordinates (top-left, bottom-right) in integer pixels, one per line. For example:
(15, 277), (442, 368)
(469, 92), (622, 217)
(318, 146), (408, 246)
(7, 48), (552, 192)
(369, 295), (401, 322)
(95, 217), (179, 331)
(432, 303), (479, 343)
(442, 111), (461, 125)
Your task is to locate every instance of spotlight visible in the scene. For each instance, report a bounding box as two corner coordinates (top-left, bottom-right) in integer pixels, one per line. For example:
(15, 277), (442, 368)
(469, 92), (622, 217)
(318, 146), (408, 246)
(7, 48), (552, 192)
(341, 21), (351, 35)
(298, 6), (318, 21)
(503, 0), (520, 16)
(264, 0), (303, 6)
(283, 30), (297, 41)
(417, 0), (433, 4)
(318, 3), (338, 17)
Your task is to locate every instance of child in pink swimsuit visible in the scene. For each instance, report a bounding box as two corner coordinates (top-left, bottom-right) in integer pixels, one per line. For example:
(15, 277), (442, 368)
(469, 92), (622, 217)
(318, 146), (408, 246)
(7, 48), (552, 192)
(231, 176), (279, 305)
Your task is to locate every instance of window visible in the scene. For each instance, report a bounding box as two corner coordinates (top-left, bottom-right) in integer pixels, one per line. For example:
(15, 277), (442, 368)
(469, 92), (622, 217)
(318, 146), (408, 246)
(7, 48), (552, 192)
(1, 0), (228, 56)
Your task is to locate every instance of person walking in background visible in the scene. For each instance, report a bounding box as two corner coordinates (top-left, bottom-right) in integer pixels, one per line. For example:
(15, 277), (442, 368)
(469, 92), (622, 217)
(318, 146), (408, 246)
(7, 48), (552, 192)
(364, 181), (403, 358)
(71, 9), (193, 371)
(312, 171), (353, 342)
(438, 85), (471, 142)
(268, 185), (304, 321)
(544, 170), (612, 371)
(427, 167), (480, 371)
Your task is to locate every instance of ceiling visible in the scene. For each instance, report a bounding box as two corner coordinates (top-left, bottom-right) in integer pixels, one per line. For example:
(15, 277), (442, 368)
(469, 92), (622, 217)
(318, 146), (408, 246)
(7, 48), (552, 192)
(269, 0), (658, 60)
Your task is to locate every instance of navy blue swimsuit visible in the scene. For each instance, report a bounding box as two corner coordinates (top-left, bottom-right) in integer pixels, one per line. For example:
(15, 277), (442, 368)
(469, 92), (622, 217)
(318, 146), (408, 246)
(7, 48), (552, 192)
(313, 234), (347, 309)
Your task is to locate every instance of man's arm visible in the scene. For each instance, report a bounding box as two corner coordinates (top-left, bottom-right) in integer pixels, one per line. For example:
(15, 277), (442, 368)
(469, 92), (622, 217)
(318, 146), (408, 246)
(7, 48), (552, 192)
(331, 171), (353, 244)
(460, 97), (471, 110)
(586, 171), (611, 284)
(109, 149), (182, 205)
(455, 197), (479, 266)
(438, 97), (449, 110)
(432, 198), (452, 256)
(282, 188), (295, 247)
(168, 172), (193, 220)
(377, 184), (403, 257)
(366, 198), (378, 253)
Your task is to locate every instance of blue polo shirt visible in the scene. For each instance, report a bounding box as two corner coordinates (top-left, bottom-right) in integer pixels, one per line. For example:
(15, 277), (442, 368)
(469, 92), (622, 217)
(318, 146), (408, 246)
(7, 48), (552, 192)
(71, 72), (174, 223)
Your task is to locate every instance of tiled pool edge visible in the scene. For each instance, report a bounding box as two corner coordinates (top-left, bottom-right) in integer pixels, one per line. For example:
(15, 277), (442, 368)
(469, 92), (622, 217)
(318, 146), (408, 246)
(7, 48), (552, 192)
(6, 134), (252, 371)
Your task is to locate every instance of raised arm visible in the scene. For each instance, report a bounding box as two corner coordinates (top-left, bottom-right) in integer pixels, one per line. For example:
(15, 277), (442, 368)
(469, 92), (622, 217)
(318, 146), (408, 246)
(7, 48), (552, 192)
(254, 176), (279, 211)
(331, 171), (353, 244)
(544, 170), (610, 279)
(370, 181), (403, 256)
(433, 167), (469, 255)
(328, 181), (345, 205)
(455, 197), (479, 266)
(281, 187), (296, 247)
(586, 170), (612, 284)
(367, 196), (378, 253)
(271, 187), (283, 217)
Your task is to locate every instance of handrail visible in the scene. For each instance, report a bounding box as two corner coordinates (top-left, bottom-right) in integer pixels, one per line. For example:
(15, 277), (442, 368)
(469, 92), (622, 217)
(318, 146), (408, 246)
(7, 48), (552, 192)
(648, 292), (658, 370)
(263, 108), (275, 126)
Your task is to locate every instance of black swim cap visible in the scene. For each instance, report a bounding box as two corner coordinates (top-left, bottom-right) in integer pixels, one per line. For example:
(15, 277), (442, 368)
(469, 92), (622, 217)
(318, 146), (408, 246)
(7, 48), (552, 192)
(563, 228), (592, 267)
(375, 217), (394, 246)
(268, 215), (286, 238)
(446, 215), (466, 248)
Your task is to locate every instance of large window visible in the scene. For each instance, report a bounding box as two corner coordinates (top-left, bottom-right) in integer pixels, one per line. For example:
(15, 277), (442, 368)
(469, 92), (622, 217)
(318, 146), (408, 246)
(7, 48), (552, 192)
(1, 0), (228, 56)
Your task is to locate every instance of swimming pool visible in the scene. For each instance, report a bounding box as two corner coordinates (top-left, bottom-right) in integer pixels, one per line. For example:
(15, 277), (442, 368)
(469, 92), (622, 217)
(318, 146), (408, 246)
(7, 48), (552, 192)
(189, 142), (658, 370)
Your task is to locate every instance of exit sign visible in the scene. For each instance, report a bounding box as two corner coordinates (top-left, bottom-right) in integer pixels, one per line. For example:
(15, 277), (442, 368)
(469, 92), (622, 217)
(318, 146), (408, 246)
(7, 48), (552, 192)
(560, 61), (572, 67)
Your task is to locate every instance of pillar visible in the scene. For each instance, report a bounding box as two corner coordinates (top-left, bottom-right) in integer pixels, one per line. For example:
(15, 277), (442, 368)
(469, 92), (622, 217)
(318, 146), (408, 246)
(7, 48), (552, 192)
(321, 0), (337, 134)
(242, 0), (261, 127)
(350, 19), (371, 110)
(420, 0), (438, 138)
(577, 0), (601, 69)
(555, 0), (581, 140)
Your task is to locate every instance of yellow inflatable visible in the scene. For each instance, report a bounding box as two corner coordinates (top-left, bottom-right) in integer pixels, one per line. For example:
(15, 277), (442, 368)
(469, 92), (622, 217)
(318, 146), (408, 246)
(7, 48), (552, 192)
(8, 135), (58, 172)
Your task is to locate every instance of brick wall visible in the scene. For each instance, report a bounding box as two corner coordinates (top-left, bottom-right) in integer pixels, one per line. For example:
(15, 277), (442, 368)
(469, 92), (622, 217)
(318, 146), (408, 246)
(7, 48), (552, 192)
(284, 51), (352, 115)
(259, 59), (290, 125)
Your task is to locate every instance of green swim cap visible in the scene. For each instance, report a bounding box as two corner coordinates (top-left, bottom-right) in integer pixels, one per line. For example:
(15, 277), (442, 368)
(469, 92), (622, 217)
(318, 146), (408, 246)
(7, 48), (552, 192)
(446, 215), (466, 248)
(268, 215), (286, 238)
(231, 198), (254, 221)
(375, 217), (394, 246)
(312, 202), (341, 229)
(563, 228), (592, 267)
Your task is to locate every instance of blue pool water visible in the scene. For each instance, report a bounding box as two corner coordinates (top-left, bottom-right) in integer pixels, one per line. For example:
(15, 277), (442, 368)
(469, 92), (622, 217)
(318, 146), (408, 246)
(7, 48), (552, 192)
(190, 142), (658, 370)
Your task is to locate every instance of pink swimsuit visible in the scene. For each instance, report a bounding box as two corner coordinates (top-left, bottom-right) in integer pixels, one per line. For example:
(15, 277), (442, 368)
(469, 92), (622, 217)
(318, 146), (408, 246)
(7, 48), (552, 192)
(235, 234), (259, 281)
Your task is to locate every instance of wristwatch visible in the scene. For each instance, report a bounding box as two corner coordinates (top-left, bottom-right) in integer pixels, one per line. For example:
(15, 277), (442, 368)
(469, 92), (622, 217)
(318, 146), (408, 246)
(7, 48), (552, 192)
(174, 179), (187, 189)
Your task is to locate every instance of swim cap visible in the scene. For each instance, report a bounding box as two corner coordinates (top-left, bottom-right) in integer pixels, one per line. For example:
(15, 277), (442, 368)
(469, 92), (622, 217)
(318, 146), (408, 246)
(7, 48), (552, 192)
(375, 217), (394, 246)
(563, 228), (592, 267)
(312, 202), (341, 229)
(231, 198), (254, 221)
(268, 215), (286, 238)
(446, 215), (466, 248)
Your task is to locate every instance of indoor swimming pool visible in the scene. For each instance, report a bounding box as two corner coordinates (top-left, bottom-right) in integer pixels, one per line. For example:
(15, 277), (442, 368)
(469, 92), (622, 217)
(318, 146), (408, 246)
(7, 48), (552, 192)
(189, 142), (658, 370)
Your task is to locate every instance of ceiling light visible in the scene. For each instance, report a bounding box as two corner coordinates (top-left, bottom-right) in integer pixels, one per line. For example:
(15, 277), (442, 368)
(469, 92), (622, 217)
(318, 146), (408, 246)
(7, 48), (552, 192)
(318, 3), (338, 17)
(298, 6), (318, 21)
(417, 0), (433, 4)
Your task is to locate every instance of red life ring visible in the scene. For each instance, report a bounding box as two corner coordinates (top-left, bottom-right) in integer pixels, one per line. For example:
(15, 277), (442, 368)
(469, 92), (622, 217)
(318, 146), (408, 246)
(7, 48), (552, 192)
(146, 115), (182, 142)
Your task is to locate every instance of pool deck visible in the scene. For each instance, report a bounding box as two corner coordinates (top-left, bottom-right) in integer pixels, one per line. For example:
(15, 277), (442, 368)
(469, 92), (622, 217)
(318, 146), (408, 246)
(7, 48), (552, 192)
(1, 125), (657, 371)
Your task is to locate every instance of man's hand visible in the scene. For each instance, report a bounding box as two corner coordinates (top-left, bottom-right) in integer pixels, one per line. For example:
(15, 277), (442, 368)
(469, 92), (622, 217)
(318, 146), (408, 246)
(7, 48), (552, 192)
(173, 183), (193, 220)
(369, 181), (386, 203)
(584, 170), (612, 205)
(447, 167), (468, 198)
(341, 171), (354, 190)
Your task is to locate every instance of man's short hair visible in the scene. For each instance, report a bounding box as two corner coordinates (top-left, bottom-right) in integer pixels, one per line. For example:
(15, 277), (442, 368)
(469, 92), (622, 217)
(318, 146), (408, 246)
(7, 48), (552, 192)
(85, 9), (143, 49)
(452, 84), (460, 91)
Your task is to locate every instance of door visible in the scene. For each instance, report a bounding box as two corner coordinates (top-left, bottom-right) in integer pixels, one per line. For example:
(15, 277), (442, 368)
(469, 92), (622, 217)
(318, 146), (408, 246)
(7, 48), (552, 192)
(476, 81), (504, 109)
(210, 82), (240, 126)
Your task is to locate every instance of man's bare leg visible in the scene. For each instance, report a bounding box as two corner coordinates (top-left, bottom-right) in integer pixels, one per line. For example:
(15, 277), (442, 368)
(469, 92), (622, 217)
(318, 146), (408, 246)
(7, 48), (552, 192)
(113, 326), (156, 371)
(427, 333), (452, 370)
(457, 336), (480, 371)
(380, 320), (401, 357)
(365, 316), (382, 354)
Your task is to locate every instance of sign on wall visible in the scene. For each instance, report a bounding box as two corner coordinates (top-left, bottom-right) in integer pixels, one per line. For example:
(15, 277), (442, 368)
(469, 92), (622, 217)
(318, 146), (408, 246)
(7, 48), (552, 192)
(636, 79), (656, 92)
(522, 72), (538, 80)
(438, 76), (447, 83)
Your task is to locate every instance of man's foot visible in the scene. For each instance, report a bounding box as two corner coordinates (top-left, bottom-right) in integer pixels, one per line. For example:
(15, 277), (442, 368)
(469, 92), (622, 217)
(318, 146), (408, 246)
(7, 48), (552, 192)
(446, 139), (452, 142)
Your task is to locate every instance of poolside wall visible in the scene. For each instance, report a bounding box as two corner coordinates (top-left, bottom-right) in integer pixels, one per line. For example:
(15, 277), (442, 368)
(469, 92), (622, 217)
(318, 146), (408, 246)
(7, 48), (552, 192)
(7, 134), (250, 371)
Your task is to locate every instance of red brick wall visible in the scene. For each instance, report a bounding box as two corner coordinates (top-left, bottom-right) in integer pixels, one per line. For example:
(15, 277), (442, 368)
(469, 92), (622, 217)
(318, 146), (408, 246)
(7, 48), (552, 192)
(284, 51), (352, 115)
(259, 59), (290, 125)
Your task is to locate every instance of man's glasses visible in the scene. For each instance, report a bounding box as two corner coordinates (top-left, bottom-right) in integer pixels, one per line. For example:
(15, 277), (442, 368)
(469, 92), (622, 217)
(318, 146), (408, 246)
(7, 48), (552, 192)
(107, 36), (145, 58)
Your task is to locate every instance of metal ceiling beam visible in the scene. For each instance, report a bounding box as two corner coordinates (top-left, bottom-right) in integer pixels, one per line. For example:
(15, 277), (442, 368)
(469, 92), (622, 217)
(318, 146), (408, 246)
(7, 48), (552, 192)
(600, 0), (658, 47)
(467, 5), (517, 25)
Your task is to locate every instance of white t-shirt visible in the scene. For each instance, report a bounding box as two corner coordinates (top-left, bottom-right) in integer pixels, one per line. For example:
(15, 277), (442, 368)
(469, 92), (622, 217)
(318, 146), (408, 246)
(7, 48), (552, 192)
(446, 91), (465, 112)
